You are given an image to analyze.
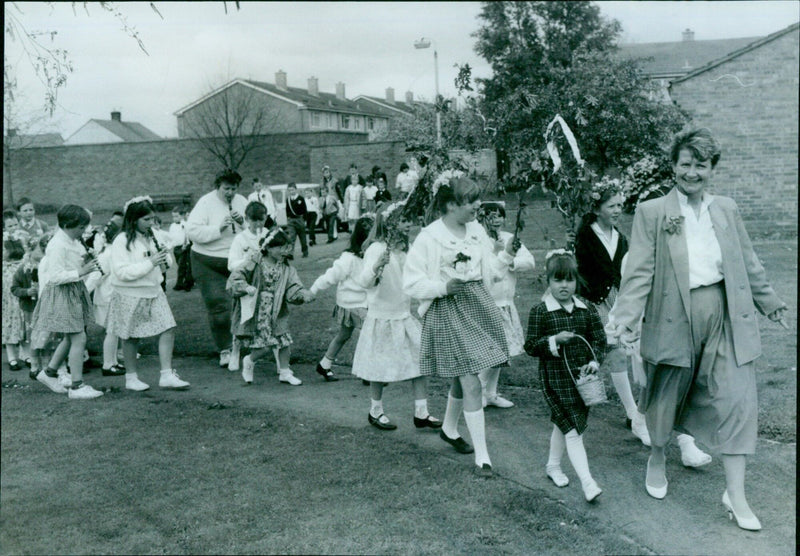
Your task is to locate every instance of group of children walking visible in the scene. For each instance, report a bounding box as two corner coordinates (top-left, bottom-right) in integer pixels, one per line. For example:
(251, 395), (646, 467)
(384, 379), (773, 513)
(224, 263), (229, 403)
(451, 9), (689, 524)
(3, 176), (666, 499)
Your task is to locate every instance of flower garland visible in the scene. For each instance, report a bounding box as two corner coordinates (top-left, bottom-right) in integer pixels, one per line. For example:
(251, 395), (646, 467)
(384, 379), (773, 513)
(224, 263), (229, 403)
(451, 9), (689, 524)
(589, 175), (621, 203)
(431, 169), (466, 197)
(123, 195), (154, 213)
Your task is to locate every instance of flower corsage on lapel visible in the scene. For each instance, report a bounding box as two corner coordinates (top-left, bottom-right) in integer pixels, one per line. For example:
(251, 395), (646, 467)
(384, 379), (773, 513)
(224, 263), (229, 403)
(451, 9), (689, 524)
(453, 251), (472, 274)
(664, 215), (685, 235)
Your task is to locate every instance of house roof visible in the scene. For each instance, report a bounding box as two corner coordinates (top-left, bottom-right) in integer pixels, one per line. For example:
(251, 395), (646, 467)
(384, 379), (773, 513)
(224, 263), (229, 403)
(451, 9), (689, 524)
(618, 35), (761, 77)
(7, 133), (64, 148)
(84, 118), (162, 142)
(350, 95), (420, 117)
(173, 78), (389, 119)
(672, 22), (800, 84)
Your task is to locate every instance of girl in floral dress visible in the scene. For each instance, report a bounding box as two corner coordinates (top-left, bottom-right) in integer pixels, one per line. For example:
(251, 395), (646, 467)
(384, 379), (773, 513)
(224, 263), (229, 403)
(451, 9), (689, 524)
(229, 228), (314, 386)
(3, 232), (28, 371)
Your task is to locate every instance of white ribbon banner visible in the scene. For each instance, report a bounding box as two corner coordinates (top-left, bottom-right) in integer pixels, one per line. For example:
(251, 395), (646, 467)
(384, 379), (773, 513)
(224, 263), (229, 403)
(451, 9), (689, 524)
(544, 114), (584, 173)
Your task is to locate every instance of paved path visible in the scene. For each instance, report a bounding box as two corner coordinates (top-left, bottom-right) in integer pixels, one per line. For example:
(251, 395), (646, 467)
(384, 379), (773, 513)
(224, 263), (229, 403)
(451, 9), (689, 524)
(128, 355), (797, 556)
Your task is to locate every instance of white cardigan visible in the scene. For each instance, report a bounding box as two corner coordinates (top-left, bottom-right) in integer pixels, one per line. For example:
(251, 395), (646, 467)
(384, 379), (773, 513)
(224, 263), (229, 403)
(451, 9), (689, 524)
(403, 219), (502, 317)
(309, 251), (368, 309)
(109, 233), (173, 298)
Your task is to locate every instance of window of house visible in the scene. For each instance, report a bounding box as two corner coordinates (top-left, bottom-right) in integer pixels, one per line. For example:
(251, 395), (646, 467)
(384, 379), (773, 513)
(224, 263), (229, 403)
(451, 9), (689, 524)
(328, 114), (336, 128)
(354, 117), (361, 130)
(311, 112), (321, 128)
(341, 114), (350, 129)
(368, 118), (375, 131)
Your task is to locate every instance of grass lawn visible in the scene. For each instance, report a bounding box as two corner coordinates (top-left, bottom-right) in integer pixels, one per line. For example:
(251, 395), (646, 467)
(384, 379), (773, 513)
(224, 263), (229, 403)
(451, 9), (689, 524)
(3, 198), (794, 554)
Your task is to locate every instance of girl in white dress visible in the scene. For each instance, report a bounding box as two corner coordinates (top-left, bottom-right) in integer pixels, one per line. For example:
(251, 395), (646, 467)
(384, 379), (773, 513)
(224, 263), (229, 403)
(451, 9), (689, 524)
(352, 203), (441, 430)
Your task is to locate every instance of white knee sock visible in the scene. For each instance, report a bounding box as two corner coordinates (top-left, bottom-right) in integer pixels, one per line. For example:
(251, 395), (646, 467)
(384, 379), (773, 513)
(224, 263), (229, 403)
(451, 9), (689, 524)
(463, 409), (491, 467)
(611, 371), (638, 419)
(441, 394), (463, 439)
(370, 399), (383, 418)
(565, 429), (593, 486)
(414, 399), (429, 419)
(547, 425), (566, 469)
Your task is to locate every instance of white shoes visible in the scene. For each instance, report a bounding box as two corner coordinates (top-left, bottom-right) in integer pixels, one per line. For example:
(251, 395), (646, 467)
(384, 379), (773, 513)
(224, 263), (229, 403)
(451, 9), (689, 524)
(68, 384), (103, 399)
(37, 372), (67, 394)
(279, 370), (302, 386)
(159, 369), (190, 389)
(228, 344), (240, 371)
(631, 413), (651, 447)
(546, 465), (569, 487)
(582, 479), (602, 502)
(125, 374), (150, 392)
(679, 436), (712, 468)
(484, 394), (515, 408)
(645, 456), (668, 499)
(722, 490), (762, 531)
(241, 355), (255, 384)
(219, 349), (231, 367)
(57, 372), (73, 389)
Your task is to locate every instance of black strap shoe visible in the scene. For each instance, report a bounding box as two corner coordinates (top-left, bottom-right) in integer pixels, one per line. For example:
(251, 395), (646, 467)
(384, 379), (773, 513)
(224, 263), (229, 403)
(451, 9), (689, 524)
(439, 430), (474, 453)
(414, 415), (443, 429)
(315, 363), (339, 382)
(368, 413), (397, 430)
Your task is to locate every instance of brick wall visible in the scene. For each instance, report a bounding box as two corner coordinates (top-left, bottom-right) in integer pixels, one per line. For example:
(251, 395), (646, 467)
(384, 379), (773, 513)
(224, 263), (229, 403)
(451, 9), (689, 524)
(670, 27), (799, 234)
(5, 132), (368, 211)
(309, 140), (409, 192)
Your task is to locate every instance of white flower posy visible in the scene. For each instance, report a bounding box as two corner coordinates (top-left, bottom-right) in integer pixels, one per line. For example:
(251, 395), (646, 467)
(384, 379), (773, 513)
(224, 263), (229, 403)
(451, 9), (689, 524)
(431, 169), (465, 196)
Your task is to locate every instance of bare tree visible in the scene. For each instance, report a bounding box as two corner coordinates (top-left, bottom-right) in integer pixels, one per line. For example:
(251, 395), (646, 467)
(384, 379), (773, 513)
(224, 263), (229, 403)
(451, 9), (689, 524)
(180, 82), (289, 170)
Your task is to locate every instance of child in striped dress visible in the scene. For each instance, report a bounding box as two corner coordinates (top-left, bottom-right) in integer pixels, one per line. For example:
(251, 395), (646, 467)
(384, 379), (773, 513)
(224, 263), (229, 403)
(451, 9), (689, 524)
(30, 205), (103, 399)
(309, 215), (373, 382)
(524, 250), (606, 502)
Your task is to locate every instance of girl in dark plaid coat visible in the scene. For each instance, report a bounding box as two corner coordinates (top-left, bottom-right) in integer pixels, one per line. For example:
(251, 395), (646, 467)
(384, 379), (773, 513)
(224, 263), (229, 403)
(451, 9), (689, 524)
(524, 250), (606, 502)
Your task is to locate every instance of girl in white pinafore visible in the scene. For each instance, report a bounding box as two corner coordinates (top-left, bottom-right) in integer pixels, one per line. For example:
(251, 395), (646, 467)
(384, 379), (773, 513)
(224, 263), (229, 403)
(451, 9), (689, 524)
(351, 203), (441, 431)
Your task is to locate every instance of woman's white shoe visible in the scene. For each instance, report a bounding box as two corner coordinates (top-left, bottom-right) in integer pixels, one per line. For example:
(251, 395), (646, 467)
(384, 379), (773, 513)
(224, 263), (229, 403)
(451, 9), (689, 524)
(722, 491), (762, 531)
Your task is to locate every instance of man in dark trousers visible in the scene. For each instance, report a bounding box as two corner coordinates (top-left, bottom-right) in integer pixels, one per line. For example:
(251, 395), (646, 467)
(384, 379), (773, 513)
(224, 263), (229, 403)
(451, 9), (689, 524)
(285, 182), (308, 258)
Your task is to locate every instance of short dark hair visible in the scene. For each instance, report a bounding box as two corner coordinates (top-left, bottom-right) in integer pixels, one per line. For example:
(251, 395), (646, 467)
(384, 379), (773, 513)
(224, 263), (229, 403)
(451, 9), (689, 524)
(287, 182), (297, 189)
(480, 201), (506, 219)
(15, 197), (34, 211)
(545, 252), (579, 282)
(346, 215), (374, 257)
(349, 163), (358, 170)
(214, 168), (242, 188)
(3, 236), (25, 261)
(245, 201), (267, 221)
(112, 210), (124, 218)
(3, 209), (17, 222)
(57, 204), (91, 230)
(172, 205), (189, 215)
(399, 163), (409, 172)
(432, 177), (481, 217)
(670, 128), (721, 168)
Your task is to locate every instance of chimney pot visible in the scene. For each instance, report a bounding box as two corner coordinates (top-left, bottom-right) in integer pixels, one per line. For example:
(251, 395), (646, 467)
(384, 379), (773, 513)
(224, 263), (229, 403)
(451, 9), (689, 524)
(335, 82), (346, 101)
(307, 76), (319, 97)
(385, 87), (395, 104)
(682, 28), (695, 41)
(405, 91), (414, 104)
(276, 70), (288, 91)
(111, 111), (121, 122)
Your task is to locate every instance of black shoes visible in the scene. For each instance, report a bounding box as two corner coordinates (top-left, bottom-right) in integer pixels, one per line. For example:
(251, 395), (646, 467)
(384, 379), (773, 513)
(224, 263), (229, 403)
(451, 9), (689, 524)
(475, 463), (493, 478)
(315, 363), (338, 382)
(625, 418), (632, 430)
(8, 360), (23, 371)
(102, 364), (126, 376)
(368, 413), (397, 430)
(414, 415), (443, 429)
(439, 430), (474, 453)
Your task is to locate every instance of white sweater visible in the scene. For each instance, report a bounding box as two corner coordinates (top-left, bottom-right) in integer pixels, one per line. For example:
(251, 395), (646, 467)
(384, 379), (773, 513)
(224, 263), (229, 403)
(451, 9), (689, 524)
(403, 219), (502, 317)
(309, 251), (368, 309)
(187, 190), (249, 258)
(109, 232), (173, 298)
(482, 230), (535, 308)
(228, 229), (263, 272)
(355, 242), (412, 320)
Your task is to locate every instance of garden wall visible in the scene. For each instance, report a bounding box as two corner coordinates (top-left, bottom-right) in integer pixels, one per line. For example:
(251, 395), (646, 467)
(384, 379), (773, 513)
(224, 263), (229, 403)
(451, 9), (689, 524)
(309, 140), (408, 189)
(4, 132), (369, 211)
(670, 25), (799, 234)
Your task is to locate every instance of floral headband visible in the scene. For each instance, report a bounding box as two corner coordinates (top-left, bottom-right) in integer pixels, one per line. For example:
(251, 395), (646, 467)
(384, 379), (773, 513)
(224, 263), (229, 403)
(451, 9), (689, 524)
(431, 169), (466, 197)
(589, 176), (621, 202)
(123, 195), (154, 213)
(545, 248), (574, 261)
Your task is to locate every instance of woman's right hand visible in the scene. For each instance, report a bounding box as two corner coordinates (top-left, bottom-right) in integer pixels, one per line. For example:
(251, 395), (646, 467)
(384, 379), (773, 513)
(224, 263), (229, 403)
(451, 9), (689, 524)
(554, 331), (575, 345)
(80, 260), (100, 276)
(149, 250), (169, 267)
(219, 215), (234, 232)
(445, 278), (468, 296)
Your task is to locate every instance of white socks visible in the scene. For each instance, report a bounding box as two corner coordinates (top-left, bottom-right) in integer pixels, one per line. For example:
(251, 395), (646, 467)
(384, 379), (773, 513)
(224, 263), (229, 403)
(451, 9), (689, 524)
(414, 399), (429, 419)
(463, 409), (491, 467)
(565, 429), (594, 487)
(441, 394), (463, 439)
(611, 371), (639, 419)
(547, 425), (566, 469)
(370, 399), (384, 419)
(319, 356), (333, 370)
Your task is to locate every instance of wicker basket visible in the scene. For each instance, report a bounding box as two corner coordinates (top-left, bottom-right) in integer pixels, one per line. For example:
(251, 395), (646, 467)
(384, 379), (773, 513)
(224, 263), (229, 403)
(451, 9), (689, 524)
(564, 334), (608, 407)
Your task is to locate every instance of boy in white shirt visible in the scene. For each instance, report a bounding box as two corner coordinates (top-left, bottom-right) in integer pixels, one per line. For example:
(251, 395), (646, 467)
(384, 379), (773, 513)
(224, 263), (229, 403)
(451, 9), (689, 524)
(169, 205), (194, 291)
(247, 178), (277, 227)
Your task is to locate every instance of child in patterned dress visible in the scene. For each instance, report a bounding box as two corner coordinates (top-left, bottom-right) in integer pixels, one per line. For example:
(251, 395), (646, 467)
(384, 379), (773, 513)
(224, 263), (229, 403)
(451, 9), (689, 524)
(3, 231), (28, 371)
(524, 250), (606, 502)
(351, 203), (440, 430)
(10, 235), (47, 373)
(228, 228), (314, 386)
(106, 196), (189, 392)
(30, 205), (103, 399)
(309, 215), (373, 382)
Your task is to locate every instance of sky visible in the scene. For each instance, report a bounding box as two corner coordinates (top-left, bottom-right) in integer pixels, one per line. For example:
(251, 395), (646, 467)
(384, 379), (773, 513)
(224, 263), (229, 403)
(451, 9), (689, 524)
(5, 1), (799, 139)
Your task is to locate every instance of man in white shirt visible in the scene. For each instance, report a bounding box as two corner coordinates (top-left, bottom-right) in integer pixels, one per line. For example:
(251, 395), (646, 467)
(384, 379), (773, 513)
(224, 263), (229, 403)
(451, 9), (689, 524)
(247, 178), (277, 227)
(395, 162), (419, 199)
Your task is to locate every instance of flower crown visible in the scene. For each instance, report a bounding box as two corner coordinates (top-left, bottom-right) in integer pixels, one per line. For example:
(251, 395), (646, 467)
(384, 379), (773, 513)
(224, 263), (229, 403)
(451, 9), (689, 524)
(431, 169), (466, 197)
(589, 176), (621, 202)
(545, 248), (574, 261)
(123, 195), (154, 213)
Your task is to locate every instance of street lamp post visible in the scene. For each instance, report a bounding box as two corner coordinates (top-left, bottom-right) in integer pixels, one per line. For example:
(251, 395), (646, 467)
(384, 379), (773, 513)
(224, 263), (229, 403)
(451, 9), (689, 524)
(414, 37), (441, 149)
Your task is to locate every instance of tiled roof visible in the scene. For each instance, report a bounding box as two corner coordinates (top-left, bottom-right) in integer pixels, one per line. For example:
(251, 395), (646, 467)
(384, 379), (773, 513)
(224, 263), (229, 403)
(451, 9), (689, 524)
(7, 133), (64, 148)
(352, 95), (421, 117)
(243, 79), (388, 117)
(673, 22), (800, 83)
(618, 36), (760, 76)
(88, 119), (161, 142)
